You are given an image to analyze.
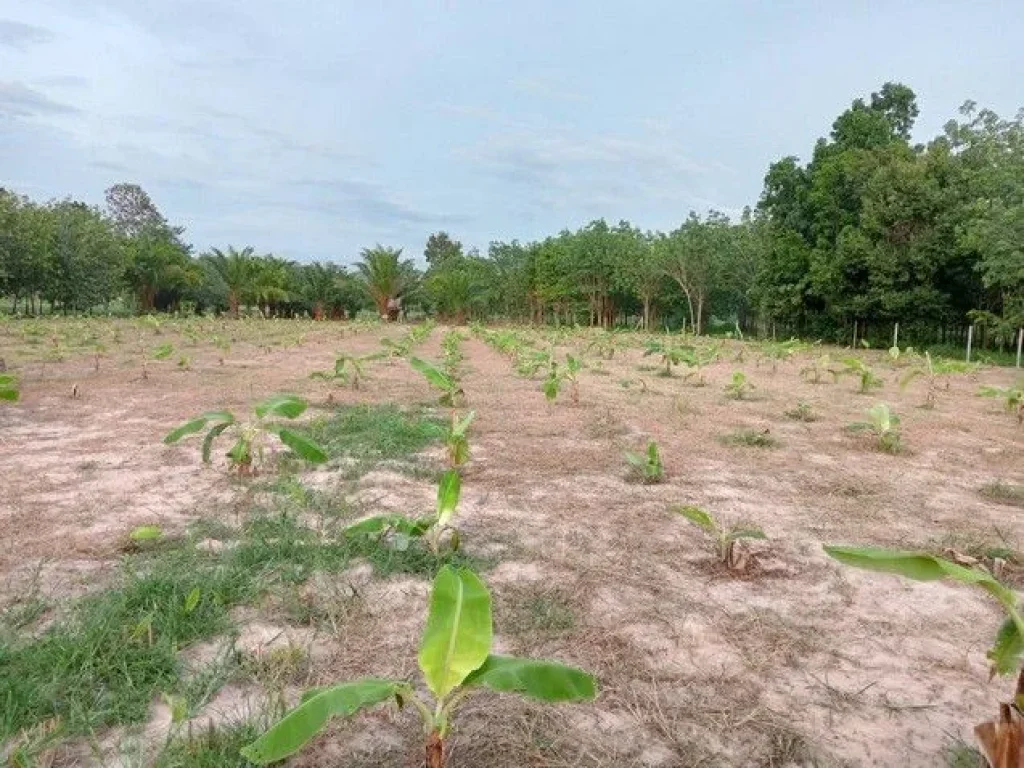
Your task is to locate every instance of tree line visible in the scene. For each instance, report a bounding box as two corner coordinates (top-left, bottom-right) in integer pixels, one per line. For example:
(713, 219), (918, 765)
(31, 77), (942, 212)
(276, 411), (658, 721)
(1, 82), (1021, 348)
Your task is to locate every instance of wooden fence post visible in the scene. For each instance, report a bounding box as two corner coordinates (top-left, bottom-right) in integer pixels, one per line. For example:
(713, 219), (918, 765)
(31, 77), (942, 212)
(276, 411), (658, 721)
(966, 325), (974, 363)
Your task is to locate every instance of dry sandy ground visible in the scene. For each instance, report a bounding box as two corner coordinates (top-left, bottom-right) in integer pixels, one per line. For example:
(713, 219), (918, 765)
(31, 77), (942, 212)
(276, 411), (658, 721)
(1, 321), (1022, 767)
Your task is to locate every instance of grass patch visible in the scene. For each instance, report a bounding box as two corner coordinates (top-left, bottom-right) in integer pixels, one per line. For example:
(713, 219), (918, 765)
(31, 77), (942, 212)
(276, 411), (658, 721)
(155, 717), (270, 768)
(0, 548), (256, 743)
(521, 594), (576, 634)
(784, 402), (818, 422)
(303, 404), (445, 464)
(720, 428), (779, 448)
(980, 481), (1024, 508)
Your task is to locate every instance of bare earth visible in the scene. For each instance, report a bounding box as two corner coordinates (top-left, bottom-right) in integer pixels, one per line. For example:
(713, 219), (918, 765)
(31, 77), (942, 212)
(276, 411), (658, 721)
(1, 320), (1022, 767)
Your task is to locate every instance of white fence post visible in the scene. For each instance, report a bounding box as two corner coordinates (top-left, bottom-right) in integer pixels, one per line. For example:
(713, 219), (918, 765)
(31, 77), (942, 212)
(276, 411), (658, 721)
(1016, 327), (1023, 368)
(892, 322), (899, 350)
(966, 325), (974, 363)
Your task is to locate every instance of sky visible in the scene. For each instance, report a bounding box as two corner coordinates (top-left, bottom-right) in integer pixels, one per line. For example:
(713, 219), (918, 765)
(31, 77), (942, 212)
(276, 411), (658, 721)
(1, 1), (1023, 265)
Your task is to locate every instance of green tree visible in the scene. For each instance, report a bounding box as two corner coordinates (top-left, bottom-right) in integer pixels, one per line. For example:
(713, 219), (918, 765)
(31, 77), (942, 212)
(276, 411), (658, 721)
(356, 245), (419, 318)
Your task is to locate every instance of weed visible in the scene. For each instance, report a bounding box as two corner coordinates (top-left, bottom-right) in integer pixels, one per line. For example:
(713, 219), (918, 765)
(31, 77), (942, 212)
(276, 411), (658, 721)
(625, 441), (664, 483)
(980, 482), (1024, 509)
(0, 548), (256, 743)
(301, 404), (444, 467)
(240, 566), (596, 767)
(156, 717), (273, 768)
(978, 382), (1024, 424)
(0, 373), (19, 402)
(784, 401), (818, 422)
(721, 428), (778, 448)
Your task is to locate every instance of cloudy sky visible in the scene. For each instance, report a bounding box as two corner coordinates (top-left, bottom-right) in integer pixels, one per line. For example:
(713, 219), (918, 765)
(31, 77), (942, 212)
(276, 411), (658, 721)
(2, 1), (1022, 264)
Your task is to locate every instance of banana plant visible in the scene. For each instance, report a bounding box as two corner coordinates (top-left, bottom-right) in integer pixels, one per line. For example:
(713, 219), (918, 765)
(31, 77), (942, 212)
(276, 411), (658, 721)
(310, 351), (383, 392)
(141, 342), (174, 380)
(675, 506), (766, 571)
(848, 402), (902, 453)
(758, 338), (806, 372)
(163, 394), (328, 475)
(900, 352), (977, 408)
(979, 383), (1024, 425)
(643, 339), (687, 376)
(0, 373), (18, 402)
(563, 355), (583, 404)
(542, 360), (561, 402)
(446, 410), (476, 468)
(345, 469), (463, 555)
(824, 546), (1024, 678)
(587, 331), (619, 360)
(724, 371), (754, 400)
(678, 343), (719, 386)
(240, 566), (596, 767)
(840, 357), (883, 393)
(800, 354), (839, 384)
(625, 441), (664, 483)
(410, 357), (464, 407)
(515, 348), (551, 377)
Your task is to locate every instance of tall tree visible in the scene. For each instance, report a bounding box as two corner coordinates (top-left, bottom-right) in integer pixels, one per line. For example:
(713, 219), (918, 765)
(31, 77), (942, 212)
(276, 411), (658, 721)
(356, 245), (419, 318)
(424, 231), (463, 267)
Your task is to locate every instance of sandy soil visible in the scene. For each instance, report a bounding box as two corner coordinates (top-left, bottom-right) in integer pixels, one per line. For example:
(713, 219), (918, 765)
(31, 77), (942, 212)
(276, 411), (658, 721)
(1, 320), (1022, 767)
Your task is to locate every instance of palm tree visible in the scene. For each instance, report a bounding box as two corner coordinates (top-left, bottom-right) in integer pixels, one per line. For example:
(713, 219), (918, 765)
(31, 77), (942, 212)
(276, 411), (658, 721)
(203, 246), (255, 317)
(302, 261), (343, 319)
(251, 255), (295, 317)
(355, 245), (419, 319)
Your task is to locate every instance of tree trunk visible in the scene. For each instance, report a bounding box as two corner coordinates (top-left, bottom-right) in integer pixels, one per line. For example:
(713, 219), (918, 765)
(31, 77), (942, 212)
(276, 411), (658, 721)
(425, 732), (444, 768)
(695, 294), (704, 335)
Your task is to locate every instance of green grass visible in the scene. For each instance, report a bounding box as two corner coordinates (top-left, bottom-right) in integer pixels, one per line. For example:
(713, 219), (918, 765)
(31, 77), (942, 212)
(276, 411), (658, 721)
(298, 404), (445, 479)
(522, 595), (576, 634)
(305, 404), (445, 462)
(0, 548), (256, 742)
(720, 428), (779, 448)
(155, 718), (269, 768)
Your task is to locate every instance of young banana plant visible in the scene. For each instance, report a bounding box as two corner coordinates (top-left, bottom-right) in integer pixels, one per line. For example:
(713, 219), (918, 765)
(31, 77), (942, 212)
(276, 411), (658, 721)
(446, 410), (476, 468)
(848, 402), (902, 453)
(344, 469), (463, 555)
(310, 351), (383, 392)
(542, 360), (561, 402)
(800, 354), (839, 384)
(675, 506), (766, 572)
(0, 373), (18, 402)
(625, 441), (664, 484)
(841, 357), (883, 393)
(163, 394), (328, 475)
(724, 371), (754, 400)
(240, 566), (596, 768)
(564, 355), (582, 404)
(410, 357), (465, 407)
(142, 342), (174, 380)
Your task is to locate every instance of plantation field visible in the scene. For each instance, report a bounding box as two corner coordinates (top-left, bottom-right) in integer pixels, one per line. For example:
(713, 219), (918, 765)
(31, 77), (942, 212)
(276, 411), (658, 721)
(1, 317), (1023, 767)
